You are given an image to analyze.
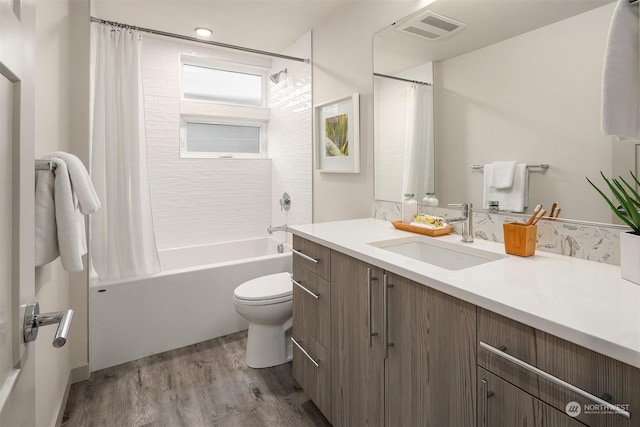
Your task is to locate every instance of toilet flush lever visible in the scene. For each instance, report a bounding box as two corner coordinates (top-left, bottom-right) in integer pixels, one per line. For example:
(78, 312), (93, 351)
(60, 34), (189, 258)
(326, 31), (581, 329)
(23, 302), (74, 348)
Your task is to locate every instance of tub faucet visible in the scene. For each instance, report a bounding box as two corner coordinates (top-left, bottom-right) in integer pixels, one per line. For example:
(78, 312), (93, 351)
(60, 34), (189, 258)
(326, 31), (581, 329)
(447, 203), (474, 243)
(268, 224), (288, 234)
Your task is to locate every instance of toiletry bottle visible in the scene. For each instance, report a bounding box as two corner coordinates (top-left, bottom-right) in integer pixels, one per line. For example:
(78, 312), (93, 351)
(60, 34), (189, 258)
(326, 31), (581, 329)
(423, 193), (439, 207)
(402, 193), (417, 224)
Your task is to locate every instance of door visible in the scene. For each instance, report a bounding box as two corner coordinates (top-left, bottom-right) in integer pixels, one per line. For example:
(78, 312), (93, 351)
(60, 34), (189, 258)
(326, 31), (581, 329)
(331, 251), (384, 426)
(0, 0), (37, 425)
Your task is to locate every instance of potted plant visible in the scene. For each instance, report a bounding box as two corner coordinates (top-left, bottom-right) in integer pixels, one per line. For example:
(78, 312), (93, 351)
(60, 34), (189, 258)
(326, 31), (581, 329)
(587, 171), (640, 285)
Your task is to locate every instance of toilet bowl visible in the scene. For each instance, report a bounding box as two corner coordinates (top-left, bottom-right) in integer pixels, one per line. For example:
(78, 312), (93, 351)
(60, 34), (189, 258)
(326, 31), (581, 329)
(232, 272), (293, 368)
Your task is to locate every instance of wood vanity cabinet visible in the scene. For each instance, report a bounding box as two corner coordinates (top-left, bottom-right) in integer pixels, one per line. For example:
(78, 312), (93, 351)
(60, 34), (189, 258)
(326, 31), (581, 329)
(330, 251), (476, 426)
(478, 307), (640, 427)
(291, 236), (332, 421)
(478, 367), (584, 427)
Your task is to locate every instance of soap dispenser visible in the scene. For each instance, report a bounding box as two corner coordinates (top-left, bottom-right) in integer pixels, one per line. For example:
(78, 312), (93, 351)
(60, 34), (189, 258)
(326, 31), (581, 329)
(402, 193), (417, 224)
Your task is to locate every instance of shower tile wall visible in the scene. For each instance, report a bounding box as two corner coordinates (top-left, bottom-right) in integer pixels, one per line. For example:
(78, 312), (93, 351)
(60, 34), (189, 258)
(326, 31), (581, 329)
(268, 32), (313, 239)
(142, 37), (272, 250)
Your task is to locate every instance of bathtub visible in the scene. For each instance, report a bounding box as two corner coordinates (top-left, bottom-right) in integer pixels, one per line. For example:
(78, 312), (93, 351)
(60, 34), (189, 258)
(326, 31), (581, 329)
(89, 236), (292, 371)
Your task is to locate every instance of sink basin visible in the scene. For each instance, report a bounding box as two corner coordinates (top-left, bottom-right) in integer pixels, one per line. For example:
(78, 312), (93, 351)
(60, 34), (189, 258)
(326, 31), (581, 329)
(368, 235), (506, 271)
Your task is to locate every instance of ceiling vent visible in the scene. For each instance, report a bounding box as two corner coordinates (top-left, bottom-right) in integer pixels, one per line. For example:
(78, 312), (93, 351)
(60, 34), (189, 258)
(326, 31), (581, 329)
(395, 11), (467, 41)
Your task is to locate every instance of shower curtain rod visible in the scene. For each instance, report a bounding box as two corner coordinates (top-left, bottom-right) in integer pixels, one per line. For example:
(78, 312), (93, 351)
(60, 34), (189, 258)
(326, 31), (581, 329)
(374, 73), (432, 86)
(90, 17), (310, 64)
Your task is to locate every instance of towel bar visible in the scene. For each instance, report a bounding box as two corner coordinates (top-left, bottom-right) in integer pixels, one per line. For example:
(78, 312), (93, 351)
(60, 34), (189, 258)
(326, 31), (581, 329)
(471, 163), (549, 172)
(35, 159), (56, 171)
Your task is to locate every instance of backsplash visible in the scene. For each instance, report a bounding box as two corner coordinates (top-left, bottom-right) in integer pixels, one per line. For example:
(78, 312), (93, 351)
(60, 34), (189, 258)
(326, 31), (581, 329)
(372, 200), (625, 265)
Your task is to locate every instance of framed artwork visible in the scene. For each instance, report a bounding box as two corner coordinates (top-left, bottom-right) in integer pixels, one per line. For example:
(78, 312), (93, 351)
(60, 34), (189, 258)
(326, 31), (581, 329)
(315, 93), (360, 173)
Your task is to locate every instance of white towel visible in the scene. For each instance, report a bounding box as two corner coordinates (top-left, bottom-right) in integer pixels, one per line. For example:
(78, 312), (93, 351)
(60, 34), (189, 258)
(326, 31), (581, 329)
(45, 151), (101, 214)
(488, 161), (517, 189)
(35, 170), (59, 267)
(602, 0), (640, 138)
(483, 163), (529, 213)
(51, 158), (87, 272)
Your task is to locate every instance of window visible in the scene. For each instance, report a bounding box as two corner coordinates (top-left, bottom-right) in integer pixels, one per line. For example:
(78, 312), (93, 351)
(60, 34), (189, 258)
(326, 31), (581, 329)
(180, 56), (270, 158)
(181, 119), (265, 158)
(183, 65), (263, 106)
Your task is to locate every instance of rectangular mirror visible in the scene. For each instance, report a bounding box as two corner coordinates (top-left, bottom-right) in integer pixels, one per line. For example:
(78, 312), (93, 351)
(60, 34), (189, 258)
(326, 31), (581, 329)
(373, 0), (621, 224)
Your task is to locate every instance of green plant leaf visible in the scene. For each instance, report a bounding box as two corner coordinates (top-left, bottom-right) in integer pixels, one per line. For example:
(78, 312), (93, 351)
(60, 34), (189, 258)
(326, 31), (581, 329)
(586, 176), (639, 232)
(618, 175), (640, 209)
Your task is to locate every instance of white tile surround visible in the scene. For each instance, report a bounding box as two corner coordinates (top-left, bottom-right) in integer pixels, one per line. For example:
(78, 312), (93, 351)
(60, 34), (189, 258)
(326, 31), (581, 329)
(141, 35), (311, 250)
(372, 199), (626, 265)
(268, 33), (313, 244)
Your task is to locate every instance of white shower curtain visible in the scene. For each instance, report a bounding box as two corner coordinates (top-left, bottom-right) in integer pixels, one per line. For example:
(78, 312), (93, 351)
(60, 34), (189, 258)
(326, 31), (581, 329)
(402, 84), (435, 199)
(90, 24), (160, 280)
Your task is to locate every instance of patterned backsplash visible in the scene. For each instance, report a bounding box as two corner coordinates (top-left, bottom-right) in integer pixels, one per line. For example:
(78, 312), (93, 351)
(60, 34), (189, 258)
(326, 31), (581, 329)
(372, 200), (626, 266)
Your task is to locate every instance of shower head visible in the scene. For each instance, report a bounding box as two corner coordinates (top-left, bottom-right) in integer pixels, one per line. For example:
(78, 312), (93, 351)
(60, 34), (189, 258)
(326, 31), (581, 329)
(270, 68), (287, 83)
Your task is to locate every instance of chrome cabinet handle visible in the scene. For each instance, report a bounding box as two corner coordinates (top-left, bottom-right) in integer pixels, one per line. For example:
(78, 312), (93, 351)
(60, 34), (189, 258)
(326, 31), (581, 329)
(383, 273), (394, 359)
(367, 268), (378, 348)
(291, 337), (319, 368)
(291, 278), (319, 299)
(481, 379), (489, 427)
(291, 248), (319, 264)
(480, 341), (631, 419)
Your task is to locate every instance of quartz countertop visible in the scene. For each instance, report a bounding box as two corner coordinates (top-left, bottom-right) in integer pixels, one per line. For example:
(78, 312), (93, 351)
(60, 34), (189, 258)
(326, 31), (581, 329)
(290, 218), (640, 369)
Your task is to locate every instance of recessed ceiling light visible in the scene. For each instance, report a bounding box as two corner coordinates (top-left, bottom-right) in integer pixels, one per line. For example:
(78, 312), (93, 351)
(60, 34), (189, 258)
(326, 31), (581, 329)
(195, 27), (213, 37)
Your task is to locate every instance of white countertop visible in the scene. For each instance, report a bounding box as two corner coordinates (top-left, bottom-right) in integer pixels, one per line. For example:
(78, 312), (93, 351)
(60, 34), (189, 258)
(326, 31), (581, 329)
(290, 218), (640, 369)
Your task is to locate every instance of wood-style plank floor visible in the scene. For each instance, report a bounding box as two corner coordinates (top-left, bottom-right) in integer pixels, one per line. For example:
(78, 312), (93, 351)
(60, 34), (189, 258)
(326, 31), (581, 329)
(62, 330), (331, 427)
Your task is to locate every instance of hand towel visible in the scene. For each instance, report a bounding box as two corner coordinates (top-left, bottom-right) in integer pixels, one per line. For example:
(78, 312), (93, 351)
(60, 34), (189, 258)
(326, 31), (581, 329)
(35, 170), (59, 266)
(602, 0), (640, 138)
(51, 158), (87, 272)
(483, 163), (528, 212)
(488, 161), (517, 189)
(46, 151), (100, 214)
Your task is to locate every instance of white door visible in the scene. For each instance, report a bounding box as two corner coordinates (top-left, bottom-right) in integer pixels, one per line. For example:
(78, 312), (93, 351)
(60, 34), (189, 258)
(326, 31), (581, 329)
(0, 0), (37, 425)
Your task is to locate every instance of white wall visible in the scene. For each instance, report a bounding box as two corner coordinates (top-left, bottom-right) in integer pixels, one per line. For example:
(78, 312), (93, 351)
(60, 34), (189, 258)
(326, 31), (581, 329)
(34, 0), (90, 425)
(141, 37), (273, 249)
(311, 1), (431, 223)
(434, 3), (614, 222)
(268, 32), (313, 238)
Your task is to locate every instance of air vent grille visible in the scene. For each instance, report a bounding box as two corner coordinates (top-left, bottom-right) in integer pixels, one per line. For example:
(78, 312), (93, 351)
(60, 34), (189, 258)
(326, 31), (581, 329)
(396, 11), (466, 41)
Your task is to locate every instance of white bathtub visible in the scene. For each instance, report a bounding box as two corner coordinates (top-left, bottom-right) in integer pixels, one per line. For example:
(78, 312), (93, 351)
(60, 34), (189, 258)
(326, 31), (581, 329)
(89, 237), (292, 371)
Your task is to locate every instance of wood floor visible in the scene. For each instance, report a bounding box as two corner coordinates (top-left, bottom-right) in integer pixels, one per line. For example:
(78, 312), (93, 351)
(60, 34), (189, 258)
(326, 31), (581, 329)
(62, 330), (331, 427)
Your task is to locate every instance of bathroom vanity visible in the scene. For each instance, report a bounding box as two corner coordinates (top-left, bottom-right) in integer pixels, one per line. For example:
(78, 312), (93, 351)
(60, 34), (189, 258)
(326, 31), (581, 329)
(290, 218), (640, 427)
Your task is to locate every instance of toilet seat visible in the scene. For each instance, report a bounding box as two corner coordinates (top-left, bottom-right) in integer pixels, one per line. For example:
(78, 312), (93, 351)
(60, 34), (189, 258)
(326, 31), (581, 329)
(233, 272), (292, 305)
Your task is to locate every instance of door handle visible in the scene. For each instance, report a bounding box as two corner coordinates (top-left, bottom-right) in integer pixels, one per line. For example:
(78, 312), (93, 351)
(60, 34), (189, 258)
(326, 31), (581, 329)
(23, 302), (74, 348)
(383, 273), (394, 359)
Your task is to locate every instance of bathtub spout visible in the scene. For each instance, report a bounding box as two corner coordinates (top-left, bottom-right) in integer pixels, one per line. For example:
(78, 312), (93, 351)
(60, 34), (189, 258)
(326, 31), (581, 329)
(268, 224), (288, 234)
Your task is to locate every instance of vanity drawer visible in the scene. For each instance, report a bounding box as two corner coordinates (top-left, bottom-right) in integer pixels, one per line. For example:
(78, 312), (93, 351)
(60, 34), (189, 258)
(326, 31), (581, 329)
(292, 236), (331, 280)
(292, 263), (331, 350)
(292, 324), (331, 421)
(478, 308), (638, 426)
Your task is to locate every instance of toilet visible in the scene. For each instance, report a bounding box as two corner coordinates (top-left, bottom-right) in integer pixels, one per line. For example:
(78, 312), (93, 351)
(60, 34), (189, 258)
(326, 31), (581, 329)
(232, 272), (293, 368)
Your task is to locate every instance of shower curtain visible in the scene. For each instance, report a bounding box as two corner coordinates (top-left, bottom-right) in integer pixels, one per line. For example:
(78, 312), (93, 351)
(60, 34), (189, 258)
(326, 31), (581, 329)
(402, 84), (435, 199)
(90, 24), (160, 280)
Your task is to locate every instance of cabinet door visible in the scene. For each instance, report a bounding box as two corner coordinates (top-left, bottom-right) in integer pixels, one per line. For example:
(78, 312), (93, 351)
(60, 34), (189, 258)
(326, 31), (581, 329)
(331, 251), (385, 427)
(385, 273), (476, 426)
(479, 367), (585, 427)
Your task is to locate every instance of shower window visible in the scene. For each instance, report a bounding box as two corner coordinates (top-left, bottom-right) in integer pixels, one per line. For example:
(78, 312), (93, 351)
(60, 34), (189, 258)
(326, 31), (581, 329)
(179, 55), (270, 159)
(183, 64), (263, 107)
(180, 118), (266, 158)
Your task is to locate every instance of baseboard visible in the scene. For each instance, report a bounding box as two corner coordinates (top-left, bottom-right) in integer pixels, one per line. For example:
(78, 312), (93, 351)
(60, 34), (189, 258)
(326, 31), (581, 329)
(71, 364), (90, 383)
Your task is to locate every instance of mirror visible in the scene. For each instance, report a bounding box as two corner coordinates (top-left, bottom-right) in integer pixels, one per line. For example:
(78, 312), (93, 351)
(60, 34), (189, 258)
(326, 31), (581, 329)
(374, 0), (618, 223)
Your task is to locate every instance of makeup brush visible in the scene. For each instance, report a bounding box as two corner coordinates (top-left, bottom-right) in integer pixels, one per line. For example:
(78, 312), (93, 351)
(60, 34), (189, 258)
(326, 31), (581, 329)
(549, 202), (557, 218)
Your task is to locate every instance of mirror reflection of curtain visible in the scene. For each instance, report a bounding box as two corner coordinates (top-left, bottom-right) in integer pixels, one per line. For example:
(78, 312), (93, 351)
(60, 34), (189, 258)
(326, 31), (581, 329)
(402, 84), (434, 199)
(90, 24), (161, 280)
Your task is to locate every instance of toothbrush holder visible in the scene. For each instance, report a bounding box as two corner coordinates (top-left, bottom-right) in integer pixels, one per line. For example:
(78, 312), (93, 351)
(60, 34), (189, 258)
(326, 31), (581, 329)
(503, 222), (537, 257)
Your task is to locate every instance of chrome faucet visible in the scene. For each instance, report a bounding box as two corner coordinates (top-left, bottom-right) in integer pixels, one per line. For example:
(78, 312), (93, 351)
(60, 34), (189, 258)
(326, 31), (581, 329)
(447, 203), (474, 243)
(268, 224), (288, 234)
